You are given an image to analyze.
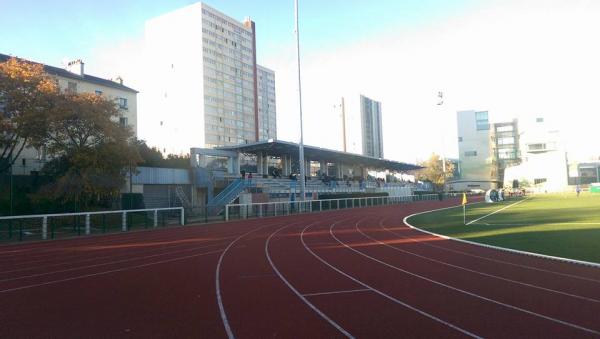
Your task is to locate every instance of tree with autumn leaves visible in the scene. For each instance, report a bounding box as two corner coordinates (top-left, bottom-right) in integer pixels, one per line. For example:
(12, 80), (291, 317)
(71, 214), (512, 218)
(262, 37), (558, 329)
(0, 57), (140, 208)
(416, 153), (455, 191)
(0, 58), (56, 172)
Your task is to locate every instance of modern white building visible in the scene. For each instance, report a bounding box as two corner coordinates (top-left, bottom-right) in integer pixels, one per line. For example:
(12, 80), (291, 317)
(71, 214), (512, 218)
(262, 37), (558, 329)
(0, 53), (138, 175)
(503, 117), (569, 192)
(257, 65), (276, 141)
(451, 110), (498, 191)
(143, 2), (276, 155)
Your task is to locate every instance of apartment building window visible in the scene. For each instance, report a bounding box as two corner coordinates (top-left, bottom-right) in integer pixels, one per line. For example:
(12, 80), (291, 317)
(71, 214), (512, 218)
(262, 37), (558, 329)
(67, 82), (77, 93)
(95, 90), (103, 96)
(118, 98), (128, 109)
(119, 117), (128, 127)
(528, 143), (546, 151)
(464, 151), (478, 157)
(475, 111), (489, 131)
(458, 137), (463, 142)
(496, 125), (513, 132)
(497, 137), (515, 145)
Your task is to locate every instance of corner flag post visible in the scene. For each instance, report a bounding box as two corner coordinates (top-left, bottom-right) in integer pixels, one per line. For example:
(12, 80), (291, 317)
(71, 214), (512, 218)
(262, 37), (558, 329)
(462, 193), (468, 225)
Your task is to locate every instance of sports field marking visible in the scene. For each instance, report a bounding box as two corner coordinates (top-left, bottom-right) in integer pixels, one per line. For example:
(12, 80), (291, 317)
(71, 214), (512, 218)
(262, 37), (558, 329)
(266, 220), (355, 339)
(354, 218), (600, 304)
(404, 205), (600, 282)
(466, 198), (529, 225)
(477, 222), (600, 226)
(216, 220), (289, 339)
(300, 219), (482, 339)
(0, 249), (222, 293)
(0, 235), (237, 276)
(330, 218), (600, 336)
(302, 288), (371, 297)
(0, 241), (228, 283)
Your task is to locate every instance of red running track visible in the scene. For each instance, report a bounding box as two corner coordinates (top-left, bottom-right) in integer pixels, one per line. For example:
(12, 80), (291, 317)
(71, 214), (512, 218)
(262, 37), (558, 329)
(2, 199), (600, 338)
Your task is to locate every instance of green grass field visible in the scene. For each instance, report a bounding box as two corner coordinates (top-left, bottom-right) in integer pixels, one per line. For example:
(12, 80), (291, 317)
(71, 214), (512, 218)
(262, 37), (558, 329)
(407, 193), (600, 263)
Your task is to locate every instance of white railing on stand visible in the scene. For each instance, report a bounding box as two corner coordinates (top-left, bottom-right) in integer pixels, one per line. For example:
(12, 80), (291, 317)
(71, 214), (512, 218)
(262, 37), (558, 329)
(0, 207), (184, 242)
(225, 194), (446, 221)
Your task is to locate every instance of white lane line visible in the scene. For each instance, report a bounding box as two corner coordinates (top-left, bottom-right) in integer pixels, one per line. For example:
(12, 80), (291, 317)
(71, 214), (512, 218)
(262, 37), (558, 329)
(466, 198), (529, 225)
(332, 219), (600, 336)
(403, 205), (600, 276)
(216, 221), (283, 339)
(0, 236), (235, 276)
(300, 220), (482, 339)
(0, 242), (228, 283)
(0, 227), (233, 267)
(478, 222), (600, 226)
(357, 219), (600, 303)
(266, 221), (355, 339)
(302, 288), (371, 297)
(0, 249), (222, 293)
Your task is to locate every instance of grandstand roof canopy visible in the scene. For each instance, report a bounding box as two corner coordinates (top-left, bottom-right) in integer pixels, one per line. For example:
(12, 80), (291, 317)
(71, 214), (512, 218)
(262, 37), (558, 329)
(216, 140), (423, 172)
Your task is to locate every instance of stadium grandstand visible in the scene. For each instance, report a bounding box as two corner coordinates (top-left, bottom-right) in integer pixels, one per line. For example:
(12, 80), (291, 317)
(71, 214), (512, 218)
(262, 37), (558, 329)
(127, 140), (429, 217)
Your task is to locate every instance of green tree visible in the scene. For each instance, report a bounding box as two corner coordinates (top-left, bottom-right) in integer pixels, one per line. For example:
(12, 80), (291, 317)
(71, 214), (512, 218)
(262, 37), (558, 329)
(135, 139), (164, 167)
(135, 139), (190, 169)
(0, 57), (57, 172)
(417, 153), (455, 191)
(37, 92), (140, 207)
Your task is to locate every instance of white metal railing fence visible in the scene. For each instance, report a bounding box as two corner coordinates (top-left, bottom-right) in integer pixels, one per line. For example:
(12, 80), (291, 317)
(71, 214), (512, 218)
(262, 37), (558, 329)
(0, 207), (184, 242)
(225, 193), (460, 221)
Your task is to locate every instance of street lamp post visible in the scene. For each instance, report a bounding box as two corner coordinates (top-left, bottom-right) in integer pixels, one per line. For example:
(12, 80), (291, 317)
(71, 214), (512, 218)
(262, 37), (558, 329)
(294, 0), (306, 201)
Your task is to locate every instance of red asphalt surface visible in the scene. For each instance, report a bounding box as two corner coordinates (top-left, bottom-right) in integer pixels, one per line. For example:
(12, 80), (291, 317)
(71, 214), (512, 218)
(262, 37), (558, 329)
(2, 198), (600, 338)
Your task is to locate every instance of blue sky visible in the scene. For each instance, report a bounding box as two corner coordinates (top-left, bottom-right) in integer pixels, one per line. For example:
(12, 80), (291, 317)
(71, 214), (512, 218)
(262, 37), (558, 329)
(2, 0), (599, 162)
(0, 0), (476, 67)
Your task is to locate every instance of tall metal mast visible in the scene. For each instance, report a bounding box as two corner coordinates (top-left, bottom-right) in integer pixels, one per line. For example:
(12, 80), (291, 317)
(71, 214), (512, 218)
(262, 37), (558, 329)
(294, 0), (306, 200)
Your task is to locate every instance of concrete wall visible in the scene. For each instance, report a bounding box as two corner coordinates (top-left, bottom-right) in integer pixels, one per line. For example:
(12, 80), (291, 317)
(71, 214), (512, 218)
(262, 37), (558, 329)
(457, 110), (496, 185)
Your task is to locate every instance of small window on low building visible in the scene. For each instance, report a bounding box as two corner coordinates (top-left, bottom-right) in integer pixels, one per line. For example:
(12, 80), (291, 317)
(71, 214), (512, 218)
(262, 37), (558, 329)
(67, 82), (77, 93)
(118, 98), (128, 109)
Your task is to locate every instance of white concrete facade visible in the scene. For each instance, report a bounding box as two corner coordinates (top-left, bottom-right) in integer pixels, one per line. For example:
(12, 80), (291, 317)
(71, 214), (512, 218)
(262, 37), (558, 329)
(257, 65), (276, 141)
(360, 95), (384, 159)
(454, 110), (497, 190)
(143, 2), (258, 155)
(340, 94), (384, 158)
(503, 117), (569, 191)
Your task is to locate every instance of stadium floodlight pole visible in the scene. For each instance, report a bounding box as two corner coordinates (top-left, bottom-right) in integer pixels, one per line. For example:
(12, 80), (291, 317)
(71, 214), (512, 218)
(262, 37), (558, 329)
(437, 91), (446, 191)
(294, 0), (306, 201)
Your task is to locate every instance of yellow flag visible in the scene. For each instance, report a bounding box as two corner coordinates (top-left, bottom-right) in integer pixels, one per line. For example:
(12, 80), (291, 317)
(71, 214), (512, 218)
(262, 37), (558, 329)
(462, 193), (468, 205)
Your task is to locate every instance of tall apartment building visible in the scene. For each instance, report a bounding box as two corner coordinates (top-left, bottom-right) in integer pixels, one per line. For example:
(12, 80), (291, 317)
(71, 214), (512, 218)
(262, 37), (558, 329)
(350, 95), (383, 158)
(339, 94), (383, 158)
(143, 2), (276, 154)
(361, 95), (384, 158)
(257, 65), (276, 141)
(0, 53), (138, 175)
